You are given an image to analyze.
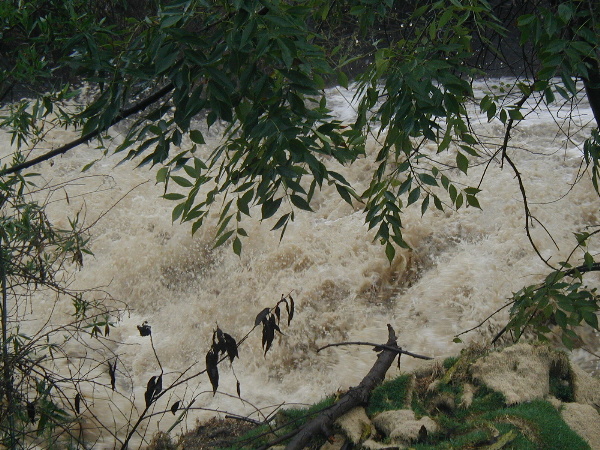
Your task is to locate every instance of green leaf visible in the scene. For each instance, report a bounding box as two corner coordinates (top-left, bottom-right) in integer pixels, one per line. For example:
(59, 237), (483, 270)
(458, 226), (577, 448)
(555, 309), (567, 329)
(337, 70), (349, 89)
(336, 184), (353, 204)
(449, 184), (458, 203)
(271, 213), (290, 231)
(582, 310), (599, 330)
(385, 242), (395, 262)
(170, 176), (192, 187)
(456, 152), (468, 174)
(407, 187), (420, 206)
(466, 194), (481, 209)
(213, 229), (235, 249)
(557, 3), (573, 22)
(455, 193), (464, 210)
(172, 202), (185, 222)
(190, 129), (205, 144)
(233, 236), (242, 256)
(163, 193), (186, 201)
(290, 194), (313, 211)
(261, 198), (282, 220)
(192, 218), (204, 235)
(584, 252), (594, 270)
(421, 194), (430, 216)
(156, 167), (169, 183)
(81, 159), (99, 172)
(418, 173), (438, 186)
(561, 332), (575, 349)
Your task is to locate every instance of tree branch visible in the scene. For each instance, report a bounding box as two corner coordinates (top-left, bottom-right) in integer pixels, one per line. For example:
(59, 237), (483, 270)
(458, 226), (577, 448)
(260, 325), (412, 450)
(317, 341), (432, 360)
(0, 83), (174, 176)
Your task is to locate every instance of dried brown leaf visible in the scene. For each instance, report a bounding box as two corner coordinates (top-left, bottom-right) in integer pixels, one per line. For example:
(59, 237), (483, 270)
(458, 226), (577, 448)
(137, 321), (151, 337)
(223, 332), (238, 362)
(145, 376), (157, 407)
(206, 348), (219, 394)
(108, 361), (117, 391)
(255, 308), (270, 327)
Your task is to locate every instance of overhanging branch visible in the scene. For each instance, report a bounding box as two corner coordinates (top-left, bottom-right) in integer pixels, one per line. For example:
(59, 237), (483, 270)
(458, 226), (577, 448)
(0, 83), (174, 176)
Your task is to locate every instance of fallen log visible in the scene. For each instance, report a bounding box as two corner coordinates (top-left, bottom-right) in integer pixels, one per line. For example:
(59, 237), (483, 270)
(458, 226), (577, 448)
(262, 324), (408, 449)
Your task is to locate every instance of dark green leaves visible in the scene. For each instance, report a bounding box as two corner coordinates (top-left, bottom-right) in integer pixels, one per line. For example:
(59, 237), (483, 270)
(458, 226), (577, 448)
(261, 198), (282, 220)
(189, 130), (205, 144)
(290, 194), (312, 212)
(456, 153), (469, 175)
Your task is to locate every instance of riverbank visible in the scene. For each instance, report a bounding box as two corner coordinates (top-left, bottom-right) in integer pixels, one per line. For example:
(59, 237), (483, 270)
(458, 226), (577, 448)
(148, 342), (600, 449)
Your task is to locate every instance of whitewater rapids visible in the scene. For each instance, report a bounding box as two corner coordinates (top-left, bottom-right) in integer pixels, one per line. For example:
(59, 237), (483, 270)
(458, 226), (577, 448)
(1, 79), (599, 447)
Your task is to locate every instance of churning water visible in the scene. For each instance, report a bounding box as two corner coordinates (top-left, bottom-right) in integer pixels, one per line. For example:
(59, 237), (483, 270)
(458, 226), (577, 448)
(2, 79), (599, 447)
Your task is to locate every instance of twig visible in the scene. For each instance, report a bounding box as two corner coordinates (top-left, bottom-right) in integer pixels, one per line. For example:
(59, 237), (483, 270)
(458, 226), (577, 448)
(317, 341), (432, 360)
(454, 300), (515, 338)
(224, 414), (264, 425)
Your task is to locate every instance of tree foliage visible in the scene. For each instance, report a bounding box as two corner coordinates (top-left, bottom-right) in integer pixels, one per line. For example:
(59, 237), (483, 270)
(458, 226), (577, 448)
(2, 0), (599, 255)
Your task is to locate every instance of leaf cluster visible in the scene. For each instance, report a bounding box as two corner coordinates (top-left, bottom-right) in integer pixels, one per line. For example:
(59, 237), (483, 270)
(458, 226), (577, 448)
(501, 231), (600, 349)
(206, 326), (238, 395)
(255, 294), (295, 356)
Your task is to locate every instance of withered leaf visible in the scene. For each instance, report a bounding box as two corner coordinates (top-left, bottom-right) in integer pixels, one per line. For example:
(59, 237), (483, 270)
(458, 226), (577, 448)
(108, 361), (117, 391)
(223, 333), (238, 362)
(288, 296), (295, 325)
(274, 306), (281, 324)
(206, 348), (219, 394)
(418, 424), (428, 443)
(213, 328), (227, 354)
(26, 401), (36, 424)
(216, 327), (224, 343)
(75, 393), (81, 414)
(171, 400), (180, 415)
(254, 308), (270, 326)
(155, 374), (163, 397)
(145, 376), (157, 407)
(262, 319), (275, 356)
(397, 353), (402, 370)
(137, 321), (151, 337)
(236, 380), (241, 398)
(104, 323), (110, 337)
(269, 314), (282, 335)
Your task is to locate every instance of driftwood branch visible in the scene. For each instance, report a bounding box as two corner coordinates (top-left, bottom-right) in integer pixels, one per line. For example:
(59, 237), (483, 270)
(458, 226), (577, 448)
(260, 324), (422, 450)
(318, 341), (433, 360)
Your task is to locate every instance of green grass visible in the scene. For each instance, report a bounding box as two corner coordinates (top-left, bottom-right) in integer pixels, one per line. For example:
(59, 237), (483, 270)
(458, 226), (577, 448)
(218, 396), (336, 449)
(215, 345), (591, 449)
(367, 374), (412, 415)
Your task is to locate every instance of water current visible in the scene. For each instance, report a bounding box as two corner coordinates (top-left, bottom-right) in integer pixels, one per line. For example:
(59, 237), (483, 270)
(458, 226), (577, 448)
(2, 79), (599, 447)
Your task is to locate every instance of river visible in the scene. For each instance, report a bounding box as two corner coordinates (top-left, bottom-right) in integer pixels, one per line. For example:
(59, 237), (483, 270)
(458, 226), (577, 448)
(2, 79), (599, 447)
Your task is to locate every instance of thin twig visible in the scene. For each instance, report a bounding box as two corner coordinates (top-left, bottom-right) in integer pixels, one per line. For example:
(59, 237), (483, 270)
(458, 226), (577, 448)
(317, 341), (432, 360)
